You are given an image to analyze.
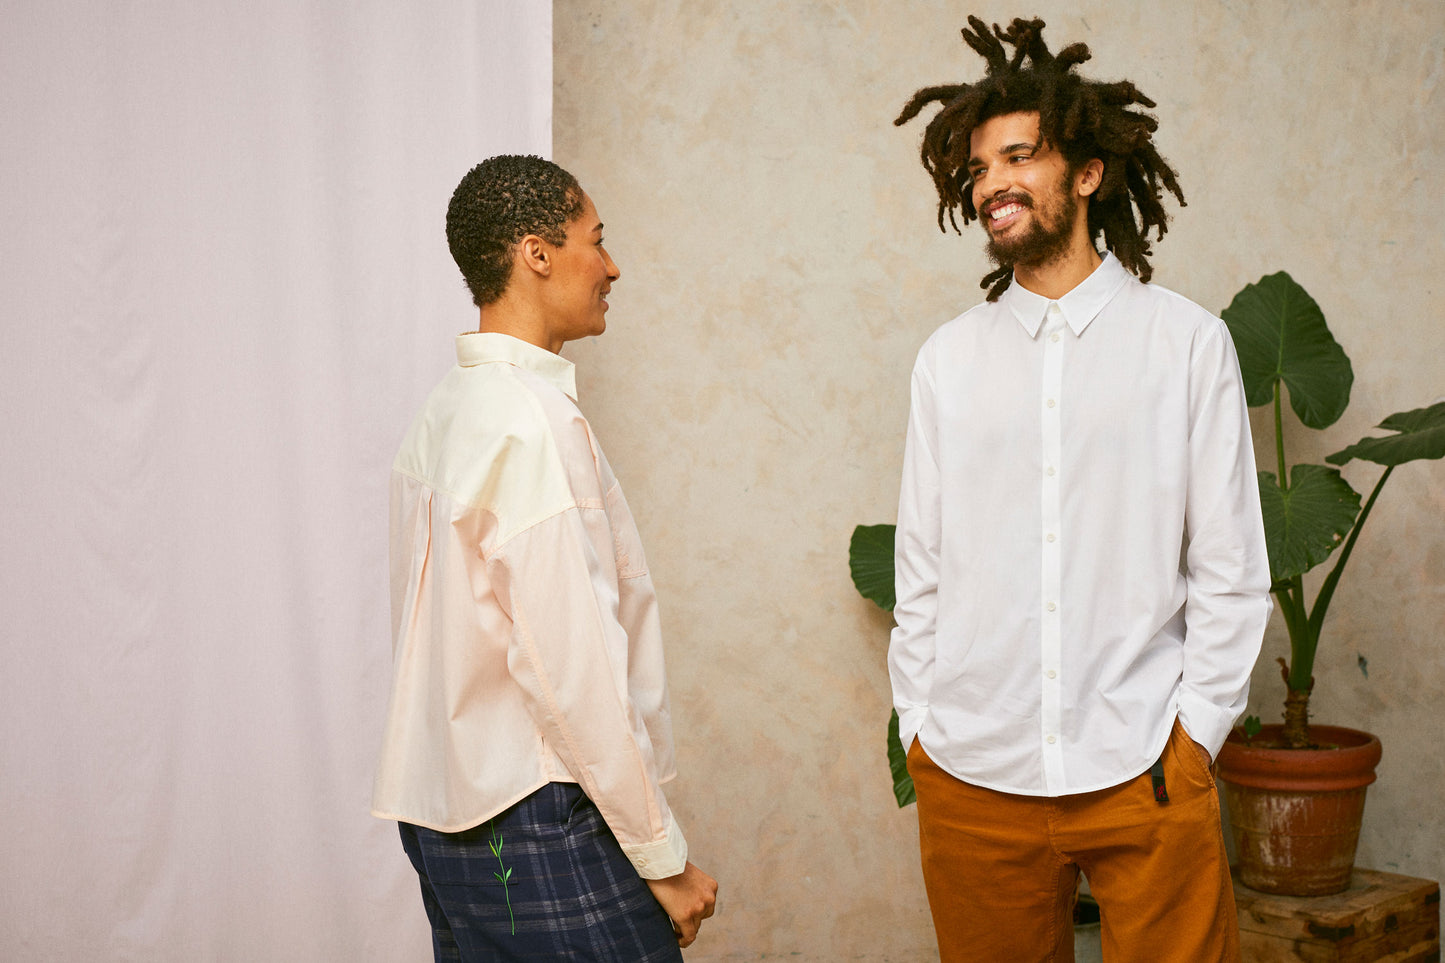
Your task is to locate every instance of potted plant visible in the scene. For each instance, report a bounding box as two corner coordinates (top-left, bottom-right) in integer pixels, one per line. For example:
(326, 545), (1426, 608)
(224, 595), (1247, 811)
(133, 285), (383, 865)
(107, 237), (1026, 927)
(1214, 270), (1444, 895)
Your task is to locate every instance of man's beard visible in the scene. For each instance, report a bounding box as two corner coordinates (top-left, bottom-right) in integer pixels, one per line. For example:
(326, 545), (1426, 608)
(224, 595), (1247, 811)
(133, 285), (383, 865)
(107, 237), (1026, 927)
(982, 175), (1079, 271)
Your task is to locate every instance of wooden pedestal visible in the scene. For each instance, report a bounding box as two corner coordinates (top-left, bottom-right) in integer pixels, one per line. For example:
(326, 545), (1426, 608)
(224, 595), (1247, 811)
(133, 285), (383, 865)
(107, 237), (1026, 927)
(1233, 868), (1440, 962)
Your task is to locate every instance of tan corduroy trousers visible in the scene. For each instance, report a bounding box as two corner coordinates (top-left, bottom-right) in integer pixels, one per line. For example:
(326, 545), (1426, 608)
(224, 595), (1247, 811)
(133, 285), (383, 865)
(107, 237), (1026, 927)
(907, 719), (1241, 963)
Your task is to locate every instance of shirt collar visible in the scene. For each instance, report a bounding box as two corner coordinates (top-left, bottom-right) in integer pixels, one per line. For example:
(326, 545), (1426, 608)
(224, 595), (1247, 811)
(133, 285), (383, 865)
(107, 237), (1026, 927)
(1001, 252), (1131, 339)
(455, 331), (578, 401)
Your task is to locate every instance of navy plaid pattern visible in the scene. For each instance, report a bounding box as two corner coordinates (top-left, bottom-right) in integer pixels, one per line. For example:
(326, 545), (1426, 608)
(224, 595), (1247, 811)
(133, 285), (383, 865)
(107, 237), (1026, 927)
(398, 783), (683, 962)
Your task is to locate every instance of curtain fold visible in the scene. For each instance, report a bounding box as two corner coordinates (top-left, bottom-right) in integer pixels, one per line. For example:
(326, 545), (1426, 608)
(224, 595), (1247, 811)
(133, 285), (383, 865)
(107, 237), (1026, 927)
(0, 2), (551, 958)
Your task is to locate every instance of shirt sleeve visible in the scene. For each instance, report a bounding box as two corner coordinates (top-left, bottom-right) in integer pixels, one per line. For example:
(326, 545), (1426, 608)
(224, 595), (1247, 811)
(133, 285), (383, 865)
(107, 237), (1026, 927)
(889, 344), (943, 752)
(1178, 321), (1274, 758)
(483, 424), (687, 880)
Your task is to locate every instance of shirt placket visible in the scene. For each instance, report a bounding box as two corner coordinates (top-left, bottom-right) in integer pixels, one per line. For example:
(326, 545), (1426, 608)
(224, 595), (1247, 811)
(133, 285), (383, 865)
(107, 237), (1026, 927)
(1040, 302), (1066, 792)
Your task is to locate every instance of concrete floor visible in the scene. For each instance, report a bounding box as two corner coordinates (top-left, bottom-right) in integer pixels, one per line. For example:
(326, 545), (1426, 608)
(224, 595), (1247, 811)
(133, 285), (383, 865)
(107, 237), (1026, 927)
(1075, 923), (1104, 962)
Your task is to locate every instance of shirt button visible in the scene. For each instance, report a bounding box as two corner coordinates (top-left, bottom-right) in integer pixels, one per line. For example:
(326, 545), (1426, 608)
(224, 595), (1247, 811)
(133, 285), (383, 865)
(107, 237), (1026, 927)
(1047, 670), (1057, 679)
(1046, 602), (1057, 612)
(1046, 533), (1056, 543)
(1051, 332), (1060, 343)
(1046, 399), (1056, 408)
(1046, 466), (1056, 477)
(1047, 735), (1057, 744)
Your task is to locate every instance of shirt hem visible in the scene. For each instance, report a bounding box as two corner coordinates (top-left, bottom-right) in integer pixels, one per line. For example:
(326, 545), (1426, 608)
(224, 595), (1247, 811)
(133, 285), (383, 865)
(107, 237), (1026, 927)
(917, 721), (1174, 798)
(370, 775), (579, 834)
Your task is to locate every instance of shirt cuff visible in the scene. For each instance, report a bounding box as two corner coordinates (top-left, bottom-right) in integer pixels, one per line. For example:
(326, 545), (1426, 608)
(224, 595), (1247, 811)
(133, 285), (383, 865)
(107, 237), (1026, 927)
(897, 706), (927, 755)
(1176, 690), (1239, 761)
(620, 820), (688, 880)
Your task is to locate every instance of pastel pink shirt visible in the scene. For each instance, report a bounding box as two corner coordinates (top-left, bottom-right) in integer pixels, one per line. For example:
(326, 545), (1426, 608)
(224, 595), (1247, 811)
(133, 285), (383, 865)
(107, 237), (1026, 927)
(373, 332), (686, 879)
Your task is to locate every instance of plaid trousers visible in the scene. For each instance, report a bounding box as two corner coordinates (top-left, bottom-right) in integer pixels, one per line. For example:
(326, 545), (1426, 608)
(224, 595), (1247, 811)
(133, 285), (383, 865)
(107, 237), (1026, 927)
(398, 782), (682, 962)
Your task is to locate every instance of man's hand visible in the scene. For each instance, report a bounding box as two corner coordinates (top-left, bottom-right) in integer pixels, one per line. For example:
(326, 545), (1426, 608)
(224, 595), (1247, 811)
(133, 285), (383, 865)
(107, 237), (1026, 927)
(645, 861), (717, 948)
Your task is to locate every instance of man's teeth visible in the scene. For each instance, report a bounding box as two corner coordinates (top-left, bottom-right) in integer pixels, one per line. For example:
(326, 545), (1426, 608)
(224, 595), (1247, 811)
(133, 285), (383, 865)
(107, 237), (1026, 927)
(990, 203), (1023, 221)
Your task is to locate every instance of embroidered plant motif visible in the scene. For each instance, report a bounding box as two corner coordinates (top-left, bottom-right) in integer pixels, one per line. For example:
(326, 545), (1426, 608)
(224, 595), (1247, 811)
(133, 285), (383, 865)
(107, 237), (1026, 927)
(488, 821), (516, 935)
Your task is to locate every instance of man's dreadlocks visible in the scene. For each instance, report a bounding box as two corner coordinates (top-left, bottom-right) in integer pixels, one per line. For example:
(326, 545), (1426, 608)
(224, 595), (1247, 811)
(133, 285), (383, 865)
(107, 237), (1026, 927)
(895, 16), (1185, 300)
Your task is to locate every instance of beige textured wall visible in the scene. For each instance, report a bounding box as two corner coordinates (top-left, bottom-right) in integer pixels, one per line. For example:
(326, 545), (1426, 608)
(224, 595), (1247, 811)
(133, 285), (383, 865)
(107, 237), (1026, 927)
(554, 1), (1445, 957)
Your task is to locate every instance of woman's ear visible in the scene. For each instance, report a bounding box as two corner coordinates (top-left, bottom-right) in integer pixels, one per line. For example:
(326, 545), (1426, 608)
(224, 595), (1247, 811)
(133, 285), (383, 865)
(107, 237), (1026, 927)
(517, 234), (552, 277)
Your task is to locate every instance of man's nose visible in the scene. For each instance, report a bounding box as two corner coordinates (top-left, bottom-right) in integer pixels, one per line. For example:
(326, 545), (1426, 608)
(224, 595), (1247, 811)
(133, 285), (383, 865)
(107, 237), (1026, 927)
(973, 170), (1007, 203)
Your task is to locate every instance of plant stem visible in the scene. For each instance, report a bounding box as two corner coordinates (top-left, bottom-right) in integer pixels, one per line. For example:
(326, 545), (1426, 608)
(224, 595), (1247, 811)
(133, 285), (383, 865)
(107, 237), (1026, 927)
(488, 821), (516, 936)
(1284, 573), (1314, 691)
(1283, 682), (1313, 748)
(1309, 466), (1393, 639)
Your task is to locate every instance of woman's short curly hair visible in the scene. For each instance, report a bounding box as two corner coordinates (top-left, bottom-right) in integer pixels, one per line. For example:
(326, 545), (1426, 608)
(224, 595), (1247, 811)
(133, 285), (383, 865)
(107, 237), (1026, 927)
(445, 155), (586, 306)
(896, 16), (1185, 300)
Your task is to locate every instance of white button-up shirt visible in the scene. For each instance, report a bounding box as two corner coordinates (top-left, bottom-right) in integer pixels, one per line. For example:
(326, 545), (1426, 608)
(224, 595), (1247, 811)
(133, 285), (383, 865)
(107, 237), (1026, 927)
(890, 254), (1271, 796)
(373, 332), (686, 878)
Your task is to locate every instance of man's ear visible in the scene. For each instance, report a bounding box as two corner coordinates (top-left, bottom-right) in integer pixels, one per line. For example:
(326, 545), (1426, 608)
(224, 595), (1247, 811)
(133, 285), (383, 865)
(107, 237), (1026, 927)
(516, 234), (552, 278)
(1076, 158), (1105, 198)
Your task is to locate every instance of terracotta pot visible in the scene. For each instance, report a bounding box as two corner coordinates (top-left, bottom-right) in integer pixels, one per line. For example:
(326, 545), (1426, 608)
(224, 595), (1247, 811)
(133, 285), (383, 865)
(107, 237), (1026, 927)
(1216, 725), (1382, 896)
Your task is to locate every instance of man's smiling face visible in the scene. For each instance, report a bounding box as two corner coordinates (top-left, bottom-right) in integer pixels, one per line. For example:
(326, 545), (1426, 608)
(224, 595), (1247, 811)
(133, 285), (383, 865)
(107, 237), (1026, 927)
(967, 111), (1083, 270)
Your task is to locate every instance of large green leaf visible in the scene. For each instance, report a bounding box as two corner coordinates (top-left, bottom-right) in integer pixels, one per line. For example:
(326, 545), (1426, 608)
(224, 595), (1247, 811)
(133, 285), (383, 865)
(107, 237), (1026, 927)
(1257, 465), (1361, 581)
(887, 710), (916, 808)
(1327, 401), (1445, 467)
(849, 524), (896, 612)
(1222, 272), (1353, 428)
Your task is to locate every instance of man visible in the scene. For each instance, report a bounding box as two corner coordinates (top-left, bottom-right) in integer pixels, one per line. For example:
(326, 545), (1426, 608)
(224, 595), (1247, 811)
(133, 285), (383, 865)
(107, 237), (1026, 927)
(889, 18), (1271, 962)
(373, 155), (716, 961)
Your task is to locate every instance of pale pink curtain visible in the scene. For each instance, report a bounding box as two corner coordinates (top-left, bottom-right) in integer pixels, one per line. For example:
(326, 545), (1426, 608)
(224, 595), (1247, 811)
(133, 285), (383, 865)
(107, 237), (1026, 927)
(0, 2), (550, 958)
